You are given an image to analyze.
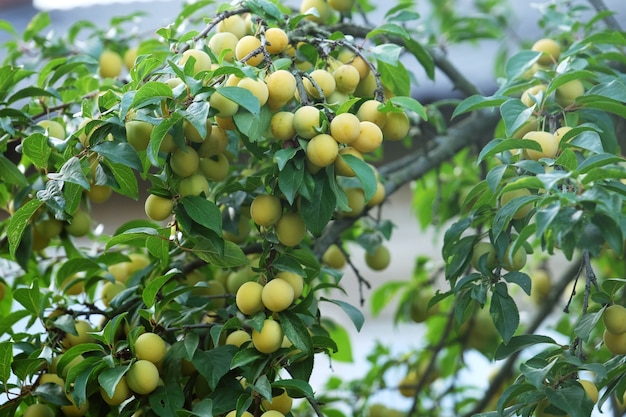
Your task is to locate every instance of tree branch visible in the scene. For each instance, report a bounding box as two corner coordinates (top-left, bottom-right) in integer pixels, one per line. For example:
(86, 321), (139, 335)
(587, 0), (623, 31)
(327, 23), (483, 97)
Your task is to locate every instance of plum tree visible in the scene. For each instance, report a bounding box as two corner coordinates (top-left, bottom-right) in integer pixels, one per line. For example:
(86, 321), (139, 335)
(2, 2), (626, 417)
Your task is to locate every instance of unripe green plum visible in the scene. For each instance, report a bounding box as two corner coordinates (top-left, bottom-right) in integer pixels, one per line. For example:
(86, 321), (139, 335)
(126, 359), (160, 395)
(304, 69), (336, 99)
(604, 329), (626, 354)
(86, 184), (112, 203)
(322, 244), (346, 269)
(99, 49), (123, 78)
(37, 120), (65, 139)
(125, 120), (153, 151)
(178, 174), (210, 197)
(328, 0), (354, 12)
(521, 84), (547, 108)
(208, 32), (239, 62)
(471, 241), (498, 270)
(365, 245), (390, 271)
(135, 332), (167, 364)
(356, 100), (386, 128)
(267, 70), (297, 104)
(262, 279), (295, 312)
(236, 35), (264, 66)
(334, 147), (363, 177)
(35, 218), (63, 240)
(250, 194), (282, 227)
(170, 147), (200, 178)
(554, 126), (574, 144)
(238, 77), (269, 106)
(333, 64), (360, 93)
(293, 106), (322, 139)
(502, 244), (527, 272)
(100, 376), (131, 406)
(555, 79), (584, 107)
(179, 49), (212, 75)
(275, 212), (307, 247)
(340, 187), (365, 218)
(200, 154), (229, 181)
(183, 119), (213, 143)
(275, 271), (304, 299)
(367, 181), (386, 207)
(65, 209), (91, 237)
(62, 320), (95, 349)
(198, 125), (229, 157)
(225, 411), (253, 417)
(300, 0), (333, 23)
(216, 14), (247, 39)
(604, 305), (626, 335)
(500, 188), (533, 220)
(100, 280), (125, 307)
(270, 111), (296, 141)
(354, 71), (376, 97)
(579, 380), (599, 404)
(352, 121), (383, 153)
(522, 131), (558, 160)
(225, 329), (252, 347)
(223, 213), (251, 244)
(264, 28), (289, 54)
(24, 404), (55, 417)
(145, 194), (174, 221)
(262, 389), (292, 414)
(382, 111), (410, 141)
(124, 47), (138, 70)
(330, 113), (360, 144)
(252, 319), (284, 353)
(236, 281), (265, 315)
(532, 38), (561, 66)
(210, 91), (239, 118)
(306, 133), (339, 167)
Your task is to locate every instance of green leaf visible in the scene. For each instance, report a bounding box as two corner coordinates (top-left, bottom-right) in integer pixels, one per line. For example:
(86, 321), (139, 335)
(193, 345), (238, 390)
(0, 342), (13, 386)
(494, 335), (557, 360)
(545, 385), (594, 417)
(478, 138), (541, 164)
(0, 155), (28, 186)
(452, 95), (507, 119)
(299, 172), (336, 236)
(505, 50), (541, 80)
(215, 86), (260, 116)
(341, 154), (377, 202)
(320, 298), (364, 331)
(149, 381), (185, 417)
(586, 79), (626, 102)
(577, 95), (626, 119)
(370, 281), (405, 317)
(13, 279), (42, 316)
(323, 320), (352, 362)
(7, 86), (60, 105)
(23, 12), (50, 41)
(230, 348), (265, 369)
(131, 81), (173, 109)
(143, 271), (177, 308)
(279, 310), (313, 356)
(279, 158), (304, 205)
(98, 364), (131, 400)
(22, 133), (52, 169)
(92, 141), (142, 172)
(244, 0), (284, 21)
(575, 310), (604, 342)
(372, 44), (402, 65)
(48, 156), (90, 189)
(389, 96), (427, 120)
(545, 70), (596, 96)
(272, 379), (315, 398)
(503, 271), (531, 295)
(178, 195), (222, 236)
(490, 283), (519, 344)
(500, 99), (535, 137)
(576, 153), (624, 175)
(192, 240), (248, 268)
(104, 162), (139, 200)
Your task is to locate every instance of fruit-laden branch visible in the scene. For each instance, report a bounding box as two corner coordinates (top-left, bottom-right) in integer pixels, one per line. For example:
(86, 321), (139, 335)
(463, 257), (584, 417)
(312, 108), (501, 257)
(326, 22), (483, 98)
(587, 0), (623, 31)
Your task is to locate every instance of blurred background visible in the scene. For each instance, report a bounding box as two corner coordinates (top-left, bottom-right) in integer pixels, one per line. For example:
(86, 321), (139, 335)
(1, 0), (625, 412)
